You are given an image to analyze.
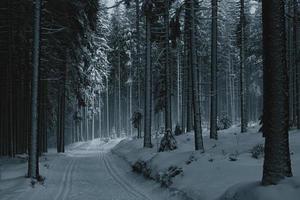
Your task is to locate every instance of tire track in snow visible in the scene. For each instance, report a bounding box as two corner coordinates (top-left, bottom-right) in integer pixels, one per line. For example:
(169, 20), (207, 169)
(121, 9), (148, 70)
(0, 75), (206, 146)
(101, 152), (152, 200)
(54, 159), (76, 200)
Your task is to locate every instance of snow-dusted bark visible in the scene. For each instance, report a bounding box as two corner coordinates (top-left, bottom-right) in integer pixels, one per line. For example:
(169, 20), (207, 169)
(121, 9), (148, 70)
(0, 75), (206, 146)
(191, 0), (204, 151)
(240, 0), (247, 133)
(29, 0), (42, 180)
(262, 0), (293, 185)
(165, 0), (172, 132)
(106, 76), (110, 138)
(92, 96), (95, 140)
(136, 0), (142, 139)
(210, 0), (218, 140)
(99, 93), (102, 138)
(144, 13), (152, 148)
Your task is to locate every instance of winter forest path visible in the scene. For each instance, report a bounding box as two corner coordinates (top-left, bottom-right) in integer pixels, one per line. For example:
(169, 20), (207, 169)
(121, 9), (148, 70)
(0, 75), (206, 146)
(0, 139), (174, 200)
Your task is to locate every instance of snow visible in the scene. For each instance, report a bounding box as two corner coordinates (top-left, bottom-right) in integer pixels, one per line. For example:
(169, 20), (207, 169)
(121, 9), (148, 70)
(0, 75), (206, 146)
(0, 139), (181, 200)
(113, 124), (300, 200)
(1, 125), (300, 200)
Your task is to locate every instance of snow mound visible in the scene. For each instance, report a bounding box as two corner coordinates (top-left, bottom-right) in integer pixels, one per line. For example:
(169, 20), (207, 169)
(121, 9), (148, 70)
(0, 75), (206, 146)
(218, 178), (300, 200)
(113, 125), (300, 200)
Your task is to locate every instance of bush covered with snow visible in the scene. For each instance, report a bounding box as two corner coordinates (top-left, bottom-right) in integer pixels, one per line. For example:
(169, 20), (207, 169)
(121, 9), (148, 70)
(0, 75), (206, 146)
(159, 166), (183, 187)
(158, 129), (177, 152)
(132, 160), (152, 179)
(174, 124), (183, 136)
(217, 115), (232, 130)
(113, 125), (300, 200)
(251, 144), (264, 159)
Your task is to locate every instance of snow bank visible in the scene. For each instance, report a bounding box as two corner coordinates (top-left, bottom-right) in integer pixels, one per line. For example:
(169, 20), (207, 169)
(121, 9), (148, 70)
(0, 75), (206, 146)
(218, 178), (300, 200)
(112, 125), (300, 200)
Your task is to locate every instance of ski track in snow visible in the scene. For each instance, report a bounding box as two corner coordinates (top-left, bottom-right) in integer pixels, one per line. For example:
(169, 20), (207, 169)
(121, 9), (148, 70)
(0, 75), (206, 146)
(101, 152), (152, 200)
(54, 159), (76, 200)
(0, 138), (163, 200)
(5, 135), (252, 200)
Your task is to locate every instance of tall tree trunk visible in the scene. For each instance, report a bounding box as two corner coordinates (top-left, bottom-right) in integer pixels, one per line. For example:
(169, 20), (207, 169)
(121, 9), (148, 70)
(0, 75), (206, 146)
(144, 14), (152, 148)
(136, 0), (141, 110)
(177, 45), (181, 124)
(165, 0), (172, 132)
(92, 95), (95, 140)
(191, 0), (204, 151)
(262, 0), (293, 185)
(294, 0), (300, 129)
(240, 0), (247, 133)
(210, 0), (218, 139)
(28, 0), (42, 180)
(106, 76), (109, 138)
(99, 92), (102, 138)
(118, 50), (121, 136)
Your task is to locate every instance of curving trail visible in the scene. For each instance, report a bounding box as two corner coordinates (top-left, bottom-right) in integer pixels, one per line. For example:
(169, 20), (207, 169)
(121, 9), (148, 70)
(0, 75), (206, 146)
(101, 152), (152, 200)
(0, 139), (173, 200)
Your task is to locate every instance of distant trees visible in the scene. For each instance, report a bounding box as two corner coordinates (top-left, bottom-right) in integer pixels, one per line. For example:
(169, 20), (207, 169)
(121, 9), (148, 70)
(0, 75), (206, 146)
(2, 1), (297, 187)
(0, 0), (108, 176)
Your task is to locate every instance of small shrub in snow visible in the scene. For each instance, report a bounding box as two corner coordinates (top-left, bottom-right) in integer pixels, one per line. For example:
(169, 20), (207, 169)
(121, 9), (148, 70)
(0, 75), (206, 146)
(251, 144), (264, 159)
(217, 115), (232, 130)
(132, 160), (146, 173)
(132, 161), (152, 179)
(159, 129), (177, 152)
(131, 111), (142, 129)
(160, 166), (183, 187)
(174, 124), (183, 135)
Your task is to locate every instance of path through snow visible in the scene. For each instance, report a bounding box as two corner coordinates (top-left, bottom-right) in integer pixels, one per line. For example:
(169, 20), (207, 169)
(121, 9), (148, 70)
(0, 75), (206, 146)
(0, 139), (178, 200)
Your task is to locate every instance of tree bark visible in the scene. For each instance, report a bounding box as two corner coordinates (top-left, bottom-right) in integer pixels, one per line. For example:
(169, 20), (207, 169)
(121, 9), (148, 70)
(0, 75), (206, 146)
(262, 0), (293, 185)
(191, 0), (204, 151)
(144, 13), (152, 148)
(240, 0), (247, 133)
(29, 0), (42, 180)
(210, 0), (218, 139)
(165, 0), (172, 132)
(294, 0), (300, 129)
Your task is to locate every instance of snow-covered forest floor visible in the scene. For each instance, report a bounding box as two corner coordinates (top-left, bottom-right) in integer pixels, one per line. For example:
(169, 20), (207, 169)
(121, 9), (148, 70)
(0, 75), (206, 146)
(1, 124), (300, 200)
(113, 124), (300, 200)
(0, 139), (183, 200)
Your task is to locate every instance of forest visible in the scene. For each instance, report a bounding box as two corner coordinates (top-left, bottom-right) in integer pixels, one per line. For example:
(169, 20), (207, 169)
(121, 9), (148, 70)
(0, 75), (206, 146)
(0, 0), (299, 200)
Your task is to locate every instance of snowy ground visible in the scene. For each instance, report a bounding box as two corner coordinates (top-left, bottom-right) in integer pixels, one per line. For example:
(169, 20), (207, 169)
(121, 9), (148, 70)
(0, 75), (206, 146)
(113, 124), (300, 200)
(1, 125), (300, 200)
(0, 139), (183, 200)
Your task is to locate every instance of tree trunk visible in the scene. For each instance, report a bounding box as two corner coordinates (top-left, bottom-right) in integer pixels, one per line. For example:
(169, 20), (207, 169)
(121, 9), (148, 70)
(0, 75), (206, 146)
(262, 0), (293, 185)
(191, 0), (204, 151)
(99, 92), (102, 138)
(144, 14), (152, 148)
(240, 0), (247, 133)
(165, 0), (172, 132)
(118, 50), (121, 136)
(106, 76), (109, 138)
(210, 0), (218, 139)
(294, 0), (300, 129)
(28, 0), (42, 180)
(92, 95), (95, 140)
